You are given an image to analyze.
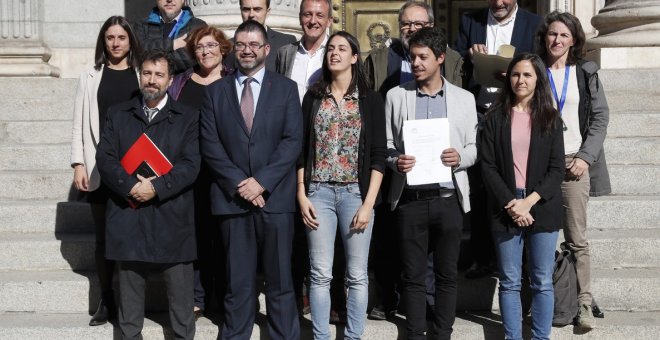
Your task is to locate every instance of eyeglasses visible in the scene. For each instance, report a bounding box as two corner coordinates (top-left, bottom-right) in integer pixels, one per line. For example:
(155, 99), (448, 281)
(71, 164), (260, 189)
(234, 42), (266, 51)
(400, 21), (432, 30)
(195, 43), (220, 53)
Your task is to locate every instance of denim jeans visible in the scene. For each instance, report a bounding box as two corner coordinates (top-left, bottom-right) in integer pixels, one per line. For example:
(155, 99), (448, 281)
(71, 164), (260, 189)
(493, 189), (558, 340)
(306, 182), (373, 340)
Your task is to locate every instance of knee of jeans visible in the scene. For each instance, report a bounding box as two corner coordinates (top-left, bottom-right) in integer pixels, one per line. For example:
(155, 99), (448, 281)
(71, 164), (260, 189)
(308, 268), (333, 287)
(529, 270), (553, 293)
(345, 268), (368, 288)
(498, 275), (522, 292)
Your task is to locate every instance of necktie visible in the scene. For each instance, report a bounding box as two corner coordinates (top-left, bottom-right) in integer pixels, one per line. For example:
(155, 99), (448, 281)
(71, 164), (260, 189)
(240, 77), (254, 131)
(144, 107), (159, 122)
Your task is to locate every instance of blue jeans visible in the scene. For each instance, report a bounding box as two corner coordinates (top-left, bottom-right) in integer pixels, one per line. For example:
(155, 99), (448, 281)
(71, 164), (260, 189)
(493, 189), (558, 340)
(306, 182), (373, 340)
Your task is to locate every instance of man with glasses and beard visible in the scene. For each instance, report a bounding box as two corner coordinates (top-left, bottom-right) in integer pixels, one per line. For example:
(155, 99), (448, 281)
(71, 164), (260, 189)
(200, 20), (302, 340)
(135, 0), (207, 73)
(96, 49), (201, 340)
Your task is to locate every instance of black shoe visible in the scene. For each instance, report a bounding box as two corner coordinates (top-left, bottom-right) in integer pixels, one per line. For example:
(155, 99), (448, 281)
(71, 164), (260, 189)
(592, 303), (605, 318)
(368, 306), (387, 320)
(89, 296), (116, 326)
(464, 264), (494, 279)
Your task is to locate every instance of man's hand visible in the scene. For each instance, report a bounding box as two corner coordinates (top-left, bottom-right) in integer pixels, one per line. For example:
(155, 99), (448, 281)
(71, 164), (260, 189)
(566, 157), (589, 180)
(251, 195), (266, 208)
(173, 33), (188, 50)
(237, 177), (265, 202)
(441, 148), (461, 168)
(397, 154), (416, 173)
(73, 164), (89, 191)
(468, 44), (487, 61)
(130, 174), (157, 202)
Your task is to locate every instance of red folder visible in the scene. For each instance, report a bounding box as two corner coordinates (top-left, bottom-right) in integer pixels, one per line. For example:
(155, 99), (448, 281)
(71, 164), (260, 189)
(120, 133), (173, 208)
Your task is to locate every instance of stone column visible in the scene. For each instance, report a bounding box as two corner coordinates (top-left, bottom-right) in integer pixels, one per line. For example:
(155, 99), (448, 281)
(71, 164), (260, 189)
(189, 0), (301, 38)
(0, 0), (59, 77)
(588, 0), (660, 68)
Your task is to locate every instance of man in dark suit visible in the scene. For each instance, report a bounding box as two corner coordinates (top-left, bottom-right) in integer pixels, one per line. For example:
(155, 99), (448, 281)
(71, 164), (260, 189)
(225, 0), (297, 72)
(96, 49), (200, 340)
(200, 20), (302, 340)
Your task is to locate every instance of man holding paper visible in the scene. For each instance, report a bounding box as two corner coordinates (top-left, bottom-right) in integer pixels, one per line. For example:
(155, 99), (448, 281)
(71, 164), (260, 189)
(384, 27), (477, 339)
(96, 49), (200, 339)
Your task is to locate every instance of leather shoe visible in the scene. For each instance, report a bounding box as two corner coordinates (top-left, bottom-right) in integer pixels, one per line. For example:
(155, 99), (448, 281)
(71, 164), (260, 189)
(89, 296), (116, 326)
(464, 264), (495, 279)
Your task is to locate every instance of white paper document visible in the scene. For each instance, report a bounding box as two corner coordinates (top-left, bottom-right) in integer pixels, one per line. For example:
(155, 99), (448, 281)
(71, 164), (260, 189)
(402, 118), (452, 186)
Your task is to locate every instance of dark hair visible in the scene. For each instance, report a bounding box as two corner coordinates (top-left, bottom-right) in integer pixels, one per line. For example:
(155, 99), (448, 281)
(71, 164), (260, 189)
(536, 11), (585, 66)
(186, 26), (233, 57)
(240, 0), (271, 9)
(408, 27), (447, 58)
(309, 31), (370, 98)
(140, 49), (175, 76)
(94, 16), (141, 71)
(398, 0), (434, 23)
(299, 0), (332, 17)
(235, 20), (269, 43)
(494, 53), (558, 135)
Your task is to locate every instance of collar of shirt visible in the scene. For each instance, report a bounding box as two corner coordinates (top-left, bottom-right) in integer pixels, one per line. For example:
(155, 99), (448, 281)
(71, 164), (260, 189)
(298, 35), (329, 56)
(324, 86), (359, 101)
(160, 10), (183, 24)
(417, 81), (446, 98)
(487, 4), (518, 27)
(143, 93), (169, 112)
(235, 67), (266, 87)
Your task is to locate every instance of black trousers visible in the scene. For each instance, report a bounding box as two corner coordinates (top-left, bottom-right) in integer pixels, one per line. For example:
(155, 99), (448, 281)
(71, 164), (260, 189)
(117, 261), (194, 340)
(219, 211), (300, 340)
(397, 195), (463, 340)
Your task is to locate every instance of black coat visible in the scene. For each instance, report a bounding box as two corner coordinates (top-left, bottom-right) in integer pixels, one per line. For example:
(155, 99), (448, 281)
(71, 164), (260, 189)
(479, 107), (565, 233)
(298, 88), (387, 205)
(96, 97), (201, 263)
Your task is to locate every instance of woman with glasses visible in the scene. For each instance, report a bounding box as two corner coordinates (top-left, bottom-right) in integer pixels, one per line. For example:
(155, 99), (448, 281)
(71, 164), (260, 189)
(480, 53), (565, 340)
(297, 31), (386, 340)
(70, 15), (141, 326)
(168, 25), (233, 320)
(536, 11), (611, 330)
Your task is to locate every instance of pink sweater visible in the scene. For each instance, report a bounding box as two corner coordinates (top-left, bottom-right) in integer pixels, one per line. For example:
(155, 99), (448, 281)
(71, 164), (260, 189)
(511, 108), (531, 189)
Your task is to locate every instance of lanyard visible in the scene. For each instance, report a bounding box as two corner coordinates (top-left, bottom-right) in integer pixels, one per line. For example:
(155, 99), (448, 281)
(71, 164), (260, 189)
(546, 66), (570, 115)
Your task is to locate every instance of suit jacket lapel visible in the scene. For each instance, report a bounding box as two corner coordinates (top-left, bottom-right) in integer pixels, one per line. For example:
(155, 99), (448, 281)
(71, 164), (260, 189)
(477, 10), (488, 45)
(227, 75), (250, 136)
(511, 12), (527, 51)
(251, 71), (271, 135)
(89, 67), (101, 143)
(405, 81), (416, 121)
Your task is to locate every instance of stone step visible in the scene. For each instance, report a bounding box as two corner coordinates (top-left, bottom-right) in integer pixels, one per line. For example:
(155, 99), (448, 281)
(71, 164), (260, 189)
(605, 93), (660, 113)
(608, 112), (660, 138)
(0, 310), (656, 340)
(0, 171), (75, 201)
(0, 144), (71, 171)
(0, 78), (76, 121)
(604, 137), (658, 165)
(588, 195), (660, 230)
(0, 268), (658, 315)
(0, 120), (72, 145)
(599, 68), (660, 93)
(609, 165), (660, 195)
(0, 233), (95, 271)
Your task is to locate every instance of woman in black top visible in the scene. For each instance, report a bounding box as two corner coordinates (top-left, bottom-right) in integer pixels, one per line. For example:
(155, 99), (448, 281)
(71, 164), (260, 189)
(70, 15), (141, 326)
(167, 25), (233, 319)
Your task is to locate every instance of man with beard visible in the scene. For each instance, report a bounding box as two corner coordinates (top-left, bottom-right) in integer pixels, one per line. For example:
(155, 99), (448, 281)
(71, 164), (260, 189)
(200, 20), (302, 340)
(96, 49), (200, 340)
(135, 0), (207, 73)
(454, 0), (540, 281)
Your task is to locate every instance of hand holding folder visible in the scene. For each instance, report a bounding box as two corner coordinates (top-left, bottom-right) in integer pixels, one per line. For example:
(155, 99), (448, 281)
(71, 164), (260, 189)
(120, 133), (173, 208)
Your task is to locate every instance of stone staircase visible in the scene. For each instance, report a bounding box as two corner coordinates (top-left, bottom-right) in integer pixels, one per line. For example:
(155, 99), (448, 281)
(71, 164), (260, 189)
(0, 69), (658, 339)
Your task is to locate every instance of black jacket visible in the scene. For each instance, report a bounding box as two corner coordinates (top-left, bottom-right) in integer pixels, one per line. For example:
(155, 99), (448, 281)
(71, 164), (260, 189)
(299, 88), (386, 205)
(96, 97), (201, 263)
(480, 107), (565, 233)
(134, 7), (207, 74)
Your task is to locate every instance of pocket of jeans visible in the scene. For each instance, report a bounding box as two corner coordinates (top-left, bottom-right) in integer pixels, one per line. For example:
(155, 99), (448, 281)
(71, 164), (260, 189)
(307, 182), (320, 198)
(347, 183), (362, 198)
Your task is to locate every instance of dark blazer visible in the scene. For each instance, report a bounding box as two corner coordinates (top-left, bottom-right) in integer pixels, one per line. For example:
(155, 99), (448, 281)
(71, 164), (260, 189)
(275, 40), (301, 78)
(479, 107), (565, 233)
(134, 6), (207, 74)
(299, 88), (387, 204)
(225, 27), (297, 73)
(96, 96), (201, 263)
(200, 69), (303, 215)
(454, 8), (541, 96)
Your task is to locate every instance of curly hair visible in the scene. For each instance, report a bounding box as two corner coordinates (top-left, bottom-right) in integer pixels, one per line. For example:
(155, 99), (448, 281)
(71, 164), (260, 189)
(536, 11), (586, 66)
(186, 26), (232, 58)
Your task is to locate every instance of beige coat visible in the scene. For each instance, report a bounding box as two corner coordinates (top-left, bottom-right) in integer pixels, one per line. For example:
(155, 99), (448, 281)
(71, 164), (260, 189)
(70, 65), (139, 191)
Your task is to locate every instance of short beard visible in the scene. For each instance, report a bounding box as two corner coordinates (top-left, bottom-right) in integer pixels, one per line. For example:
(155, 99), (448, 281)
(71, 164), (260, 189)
(141, 87), (167, 102)
(163, 10), (181, 23)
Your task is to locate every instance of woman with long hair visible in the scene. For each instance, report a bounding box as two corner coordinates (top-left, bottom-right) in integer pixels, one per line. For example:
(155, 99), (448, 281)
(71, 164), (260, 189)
(70, 15), (141, 326)
(168, 25), (232, 320)
(480, 53), (565, 339)
(297, 31), (386, 340)
(536, 11), (611, 330)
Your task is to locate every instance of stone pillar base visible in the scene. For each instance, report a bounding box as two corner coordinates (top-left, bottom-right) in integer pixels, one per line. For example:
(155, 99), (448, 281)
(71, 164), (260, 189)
(0, 43), (60, 77)
(585, 46), (660, 69)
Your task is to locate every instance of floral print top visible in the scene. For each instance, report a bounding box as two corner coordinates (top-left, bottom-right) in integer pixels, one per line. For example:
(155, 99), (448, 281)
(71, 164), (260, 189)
(311, 89), (361, 183)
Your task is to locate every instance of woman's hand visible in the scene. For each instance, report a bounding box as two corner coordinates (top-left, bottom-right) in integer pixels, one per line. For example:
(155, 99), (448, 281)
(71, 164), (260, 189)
(567, 157), (589, 180)
(513, 213), (535, 227)
(298, 195), (319, 230)
(73, 164), (89, 191)
(352, 203), (373, 231)
(505, 199), (533, 220)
